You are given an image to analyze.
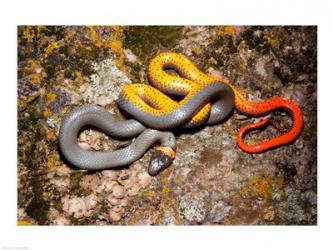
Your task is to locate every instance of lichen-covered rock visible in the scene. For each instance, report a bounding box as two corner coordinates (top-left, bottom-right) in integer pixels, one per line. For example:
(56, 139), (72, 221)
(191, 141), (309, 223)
(83, 58), (131, 105)
(178, 191), (209, 223)
(17, 26), (317, 225)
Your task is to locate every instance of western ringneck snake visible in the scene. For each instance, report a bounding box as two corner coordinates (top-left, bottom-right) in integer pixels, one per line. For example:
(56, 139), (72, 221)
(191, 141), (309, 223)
(59, 52), (303, 174)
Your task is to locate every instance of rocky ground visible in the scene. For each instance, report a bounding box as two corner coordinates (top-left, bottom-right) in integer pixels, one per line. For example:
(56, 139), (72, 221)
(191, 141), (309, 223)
(17, 26), (317, 225)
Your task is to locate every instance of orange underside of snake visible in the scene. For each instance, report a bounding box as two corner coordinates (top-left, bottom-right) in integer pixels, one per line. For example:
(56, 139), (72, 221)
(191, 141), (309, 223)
(146, 52), (304, 153)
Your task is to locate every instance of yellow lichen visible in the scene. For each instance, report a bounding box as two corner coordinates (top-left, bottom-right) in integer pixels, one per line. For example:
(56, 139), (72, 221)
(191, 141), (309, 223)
(233, 175), (273, 202)
(44, 41), (59, 57)
(140, 168), (182, 225)
(21, 26), (48, 42)
(74, 70), (82, 81)
(239, 59), (248, 71)
(18, 99), (27, 111)
(111, 25), (123, 33)
(246, 138), (260, 146)
(191, 46), (202, 56)
(266, 35), (278, 47)
(109, 38), (122, 53)
(250, 176), (272, 200)
(22, 27), (35, 42)
(36, 25), (47, 33)
(108, 38), (125, 70)
(18, 94), (40, 111)
(212, 26), (235, 41)
(86, 26), (125, 70)
(23, 59), (45, 85)
(64, 29), (75, 42)
(87, 26), (103, 47)
(157, 169), (183, 224)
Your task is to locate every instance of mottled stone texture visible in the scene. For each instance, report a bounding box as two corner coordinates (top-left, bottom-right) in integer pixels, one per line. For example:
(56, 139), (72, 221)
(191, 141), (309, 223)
(17, 26), (317, 225)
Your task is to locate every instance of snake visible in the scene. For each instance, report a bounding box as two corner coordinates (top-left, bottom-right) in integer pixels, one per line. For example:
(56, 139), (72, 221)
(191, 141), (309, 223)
(59, 74), (234, 175)
(59, 51), (303, 175)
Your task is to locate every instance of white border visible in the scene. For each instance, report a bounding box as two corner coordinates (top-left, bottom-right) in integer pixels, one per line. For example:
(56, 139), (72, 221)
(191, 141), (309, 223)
(1, 0), (332, 249)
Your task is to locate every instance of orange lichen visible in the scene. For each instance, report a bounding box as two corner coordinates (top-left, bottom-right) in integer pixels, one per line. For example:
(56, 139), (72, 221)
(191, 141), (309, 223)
(46, 92), (57, 103)
(17, 220), (36, 226)
(46, 130), (55, 141)
(43, 107), (51, 118)
(46, 154), (58, 170)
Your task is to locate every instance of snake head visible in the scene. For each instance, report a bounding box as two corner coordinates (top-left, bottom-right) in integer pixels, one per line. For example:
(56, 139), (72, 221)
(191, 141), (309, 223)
(148, 146), (176, 176)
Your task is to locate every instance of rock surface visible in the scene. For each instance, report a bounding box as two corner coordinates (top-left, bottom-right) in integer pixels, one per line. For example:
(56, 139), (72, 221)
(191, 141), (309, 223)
(17, 26), (317, 225)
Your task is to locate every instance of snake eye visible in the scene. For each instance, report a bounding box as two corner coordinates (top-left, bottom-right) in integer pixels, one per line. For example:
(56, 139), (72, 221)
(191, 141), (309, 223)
(148, 147), (175, 176)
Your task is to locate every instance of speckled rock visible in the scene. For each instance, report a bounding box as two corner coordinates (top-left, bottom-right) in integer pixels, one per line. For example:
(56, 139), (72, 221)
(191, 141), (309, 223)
(112, 185), (126, 199)
(178, 191), (209, 223)
(109, 210), (122, 222)
(208, 201), (232, 223)
(62, 196), (87, 219)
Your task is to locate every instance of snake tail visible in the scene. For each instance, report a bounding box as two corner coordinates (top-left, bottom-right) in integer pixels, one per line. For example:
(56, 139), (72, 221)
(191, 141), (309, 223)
(236, 97), (304, 153)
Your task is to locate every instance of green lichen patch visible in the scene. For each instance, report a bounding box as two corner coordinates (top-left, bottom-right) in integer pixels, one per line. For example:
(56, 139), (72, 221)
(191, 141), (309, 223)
(123, 26), (183, 64)
(69, 172), (91, 197)
(24, 175), (50, 224)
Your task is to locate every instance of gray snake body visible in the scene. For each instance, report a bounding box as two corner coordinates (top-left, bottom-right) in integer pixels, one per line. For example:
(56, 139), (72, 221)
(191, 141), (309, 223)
(59, 82), (234, 175)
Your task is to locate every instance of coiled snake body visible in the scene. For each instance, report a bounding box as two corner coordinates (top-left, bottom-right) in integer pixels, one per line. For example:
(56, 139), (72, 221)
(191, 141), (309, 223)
(59, 52), (303, 175)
